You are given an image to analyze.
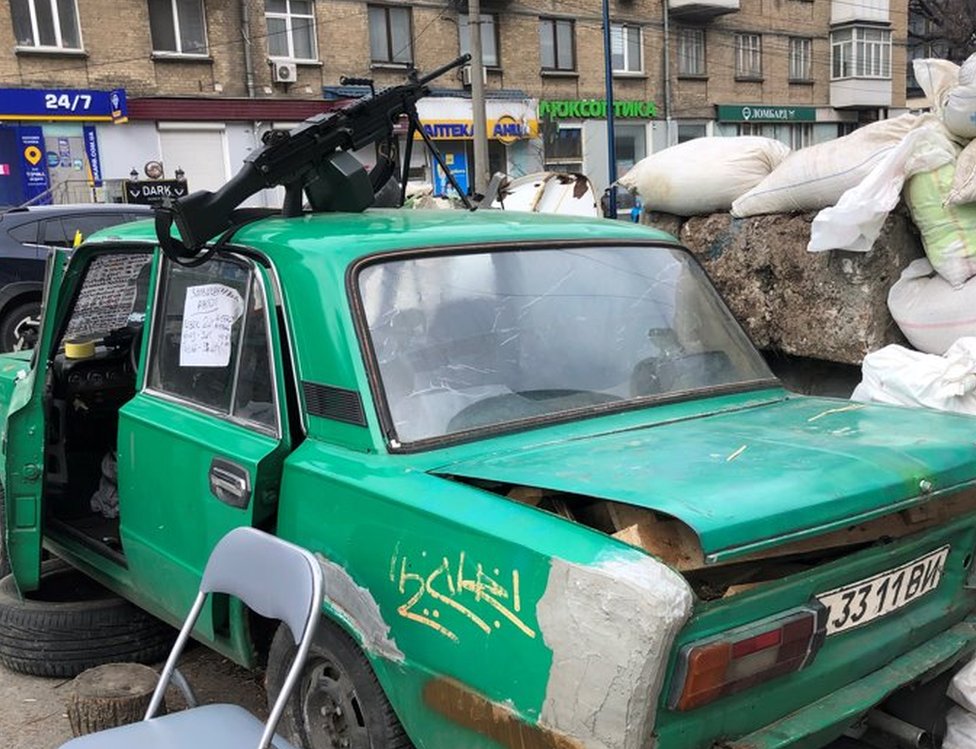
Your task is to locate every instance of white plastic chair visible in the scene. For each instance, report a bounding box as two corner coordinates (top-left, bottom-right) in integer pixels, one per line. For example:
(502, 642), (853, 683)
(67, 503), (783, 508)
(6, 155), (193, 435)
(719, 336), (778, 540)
(59, 526), (323, 749)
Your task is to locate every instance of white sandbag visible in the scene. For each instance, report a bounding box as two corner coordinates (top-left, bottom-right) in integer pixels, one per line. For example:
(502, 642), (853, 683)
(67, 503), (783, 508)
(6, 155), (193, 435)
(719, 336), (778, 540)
(913, 58), (960, 117)
(732, 114), (925, 217)
(944, 52), (976, 139)
(945, 707), (976, 749)
(948, 655), (976, 714)
(851, 338), (976, 414)
(808, 124), (957, 252)
(888, 258), (976, 355)
(905, 162), (976, 287)
(947, 138), (976, 206)
(617, 136), (789, 217)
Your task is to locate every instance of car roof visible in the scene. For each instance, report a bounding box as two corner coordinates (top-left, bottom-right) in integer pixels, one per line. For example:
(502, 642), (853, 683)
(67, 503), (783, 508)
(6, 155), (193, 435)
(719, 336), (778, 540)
(93, 209), (679, 266)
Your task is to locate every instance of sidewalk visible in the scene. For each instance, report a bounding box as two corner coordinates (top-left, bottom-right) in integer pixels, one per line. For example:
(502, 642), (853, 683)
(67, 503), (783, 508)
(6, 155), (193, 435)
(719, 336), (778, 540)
(0, 647), (267, 749)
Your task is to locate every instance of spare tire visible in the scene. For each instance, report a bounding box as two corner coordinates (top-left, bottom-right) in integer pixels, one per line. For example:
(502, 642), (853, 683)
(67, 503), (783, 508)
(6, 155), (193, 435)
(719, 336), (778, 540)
(0, 560), (175, 677)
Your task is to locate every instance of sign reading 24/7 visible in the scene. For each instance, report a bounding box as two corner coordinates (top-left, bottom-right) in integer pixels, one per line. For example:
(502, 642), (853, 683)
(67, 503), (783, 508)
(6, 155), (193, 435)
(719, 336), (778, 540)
(0, 88), (127, 123)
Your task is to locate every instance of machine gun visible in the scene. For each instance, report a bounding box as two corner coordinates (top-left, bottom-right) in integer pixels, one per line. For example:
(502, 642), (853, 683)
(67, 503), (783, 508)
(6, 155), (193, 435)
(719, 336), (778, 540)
(154, 54), (472, 259)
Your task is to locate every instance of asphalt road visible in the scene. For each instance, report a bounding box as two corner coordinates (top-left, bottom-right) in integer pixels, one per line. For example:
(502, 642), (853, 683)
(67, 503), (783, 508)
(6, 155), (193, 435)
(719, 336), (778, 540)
(0, 647), (267, 749)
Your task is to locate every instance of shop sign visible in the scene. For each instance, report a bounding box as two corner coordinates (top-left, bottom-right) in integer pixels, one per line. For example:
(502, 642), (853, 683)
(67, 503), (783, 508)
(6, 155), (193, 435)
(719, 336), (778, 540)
(538, 100), (657, 119)
(716, 104), (817, 122)
(0, 88), (128, 123)
(123, 179), (189, 205)
(82, 125), (103, 187)
(18, 126), (50, 204)
(417, 117), (538, 142)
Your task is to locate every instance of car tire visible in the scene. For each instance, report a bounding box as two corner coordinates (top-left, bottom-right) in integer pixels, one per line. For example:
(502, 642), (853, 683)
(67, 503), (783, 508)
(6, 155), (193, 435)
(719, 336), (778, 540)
(0, 484), (9, 578)
(266, 618), (413, 749)
(0, 560), (175, 678)
(0, 301), (42, 353)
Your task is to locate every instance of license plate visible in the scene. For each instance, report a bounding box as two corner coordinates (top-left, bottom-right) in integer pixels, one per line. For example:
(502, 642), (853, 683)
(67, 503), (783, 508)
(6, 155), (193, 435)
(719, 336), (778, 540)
(817, 546), (950, 636)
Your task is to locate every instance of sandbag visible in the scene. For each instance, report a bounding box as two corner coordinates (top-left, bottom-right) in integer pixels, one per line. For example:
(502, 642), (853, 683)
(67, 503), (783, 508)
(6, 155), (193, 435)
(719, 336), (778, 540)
(617, 136), (789, 217)
(905, 162), (976, 287)
(913, 58), (960, 117)
(947, 138), (976, 206)
(949, 655), (976, 714)
(945, 707), (976, 749)
(944, 52), (976, 139)
(808, 124), (957, 252)
(732, 114), (925, 217)
(851, 338), (976, 414)
(888, 258), (976, 355)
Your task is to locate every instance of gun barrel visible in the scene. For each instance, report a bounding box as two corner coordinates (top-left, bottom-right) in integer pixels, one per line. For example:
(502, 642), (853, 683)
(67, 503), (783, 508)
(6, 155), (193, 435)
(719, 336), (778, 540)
(417, 54), (471, 85)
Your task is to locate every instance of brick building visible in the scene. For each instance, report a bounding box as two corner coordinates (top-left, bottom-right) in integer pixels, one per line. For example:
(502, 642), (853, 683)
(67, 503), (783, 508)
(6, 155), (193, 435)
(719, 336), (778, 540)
(0, 0), (907, 206)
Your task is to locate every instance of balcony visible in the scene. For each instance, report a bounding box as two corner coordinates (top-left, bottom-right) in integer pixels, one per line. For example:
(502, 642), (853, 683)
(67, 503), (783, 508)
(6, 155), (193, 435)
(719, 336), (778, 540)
(831, 0), (888, 25)
(830, 78), (891, 108)
(668, 0), (739, 22)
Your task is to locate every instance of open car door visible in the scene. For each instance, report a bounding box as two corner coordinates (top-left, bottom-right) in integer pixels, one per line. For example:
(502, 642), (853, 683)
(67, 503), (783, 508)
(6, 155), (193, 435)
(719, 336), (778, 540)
(3, 248), (70, 591)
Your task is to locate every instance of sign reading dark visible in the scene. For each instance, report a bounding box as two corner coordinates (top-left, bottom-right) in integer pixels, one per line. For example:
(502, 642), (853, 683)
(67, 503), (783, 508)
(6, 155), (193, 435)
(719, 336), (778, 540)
(124, 180), (188, 205)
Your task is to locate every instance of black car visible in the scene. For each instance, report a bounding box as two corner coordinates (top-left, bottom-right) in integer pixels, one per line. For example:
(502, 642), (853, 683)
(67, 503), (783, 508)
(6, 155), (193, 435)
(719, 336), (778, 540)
(0, 204), (152, 351)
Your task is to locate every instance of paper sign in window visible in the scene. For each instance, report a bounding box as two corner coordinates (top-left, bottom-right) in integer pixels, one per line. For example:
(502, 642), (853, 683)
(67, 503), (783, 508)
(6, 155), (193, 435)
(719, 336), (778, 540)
(180, 284), (244, 367)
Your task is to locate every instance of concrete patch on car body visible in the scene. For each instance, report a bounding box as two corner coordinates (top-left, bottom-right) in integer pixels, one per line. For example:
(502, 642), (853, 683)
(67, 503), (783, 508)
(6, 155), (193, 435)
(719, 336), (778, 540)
(315, 553), (404, 663)
(536, 553), (694, 749)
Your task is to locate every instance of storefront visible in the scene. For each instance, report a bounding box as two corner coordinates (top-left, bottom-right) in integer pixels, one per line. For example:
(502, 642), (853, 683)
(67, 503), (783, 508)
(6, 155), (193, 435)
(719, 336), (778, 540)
(538, 98), (657, 196)
(713, 104), (859, 149)
(0, 87), (126, 207)
(413, 96), (541, 197)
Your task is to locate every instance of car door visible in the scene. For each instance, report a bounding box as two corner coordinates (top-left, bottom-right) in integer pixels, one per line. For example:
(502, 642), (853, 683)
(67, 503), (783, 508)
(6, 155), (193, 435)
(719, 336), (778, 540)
(116, 252), (292, 638)
(3, 248), (70, 591)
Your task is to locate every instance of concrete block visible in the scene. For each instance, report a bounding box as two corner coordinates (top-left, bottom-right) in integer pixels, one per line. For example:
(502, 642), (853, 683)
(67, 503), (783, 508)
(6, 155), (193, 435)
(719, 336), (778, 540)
(643, 210), (924, 365)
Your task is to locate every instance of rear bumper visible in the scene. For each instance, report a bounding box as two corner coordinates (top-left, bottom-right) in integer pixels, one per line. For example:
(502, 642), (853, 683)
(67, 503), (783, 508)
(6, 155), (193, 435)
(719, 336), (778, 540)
(719, 617), (976, 749)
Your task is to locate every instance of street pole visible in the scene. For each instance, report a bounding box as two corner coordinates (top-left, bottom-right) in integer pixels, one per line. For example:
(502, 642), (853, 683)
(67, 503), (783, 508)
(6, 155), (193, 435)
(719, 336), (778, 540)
(601, 0), (618, 218)
(469, 2), (489, 196)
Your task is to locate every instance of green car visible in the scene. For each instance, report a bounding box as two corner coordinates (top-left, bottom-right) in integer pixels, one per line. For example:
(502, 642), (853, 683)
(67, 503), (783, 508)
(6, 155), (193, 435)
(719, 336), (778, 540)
(1, 209), (975, 749)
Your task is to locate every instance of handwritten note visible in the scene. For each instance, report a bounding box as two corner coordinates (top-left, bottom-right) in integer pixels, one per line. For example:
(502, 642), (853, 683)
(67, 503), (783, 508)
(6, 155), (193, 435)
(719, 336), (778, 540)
(64, 254), (150, 339)
(179, 284), (244, 367)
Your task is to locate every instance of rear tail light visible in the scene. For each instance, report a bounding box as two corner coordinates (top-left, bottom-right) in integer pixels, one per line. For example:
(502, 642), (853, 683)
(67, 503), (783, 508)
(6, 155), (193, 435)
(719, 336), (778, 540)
(669, 605), (827, 711)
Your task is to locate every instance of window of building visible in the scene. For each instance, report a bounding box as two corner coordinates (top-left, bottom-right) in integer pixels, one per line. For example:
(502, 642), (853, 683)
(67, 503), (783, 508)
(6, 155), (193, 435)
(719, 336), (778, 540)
(677, 27), (705, 76)
(149, 258), (277, 432)
(543, 125), (582, 172)
(614, 124), (646, 174)
(790, 123), (813, 149)
(735, 33), (762, 79)
(737, 123), (764, 136)
(831, 26), (891, 79)
(677, 123), (707, 143)
(789, 37), (812, 81)
(368, 5), (412, 64)
(265, 0), (315, 60)
(539, 18), (575, 71)
(611, 24), (642, 74)
(10, 0), (82, 49)
(459, 14), (499, 68)
(149, 0), (207, 55)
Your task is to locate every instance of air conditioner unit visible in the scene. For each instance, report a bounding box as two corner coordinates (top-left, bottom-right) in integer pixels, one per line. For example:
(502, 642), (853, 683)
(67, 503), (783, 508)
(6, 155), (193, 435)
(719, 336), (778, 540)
(272, 61), (297, 83)
(460, 64), (487, 87)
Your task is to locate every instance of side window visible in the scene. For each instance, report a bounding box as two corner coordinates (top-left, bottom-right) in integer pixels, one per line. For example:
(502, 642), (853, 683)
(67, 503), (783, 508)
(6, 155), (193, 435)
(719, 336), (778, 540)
(7, 220), (39, 245)
(148, 258), (277, 432)
(62, 214), (131, 245)
(40, 218), (70, 248)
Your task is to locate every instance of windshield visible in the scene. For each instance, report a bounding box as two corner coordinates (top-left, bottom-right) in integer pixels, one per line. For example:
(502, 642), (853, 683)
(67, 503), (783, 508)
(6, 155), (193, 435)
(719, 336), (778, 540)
(359, 245), (774, 444)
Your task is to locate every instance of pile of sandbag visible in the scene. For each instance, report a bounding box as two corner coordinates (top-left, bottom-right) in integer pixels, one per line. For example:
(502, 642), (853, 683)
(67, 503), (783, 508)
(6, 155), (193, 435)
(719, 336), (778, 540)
(882, 55), (976, 357)
(617, 136), (789, 216)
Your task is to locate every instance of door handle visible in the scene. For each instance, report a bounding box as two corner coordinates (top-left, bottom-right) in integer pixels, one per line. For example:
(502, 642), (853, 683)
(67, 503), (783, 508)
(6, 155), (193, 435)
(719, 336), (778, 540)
(209, 458), (252, 509)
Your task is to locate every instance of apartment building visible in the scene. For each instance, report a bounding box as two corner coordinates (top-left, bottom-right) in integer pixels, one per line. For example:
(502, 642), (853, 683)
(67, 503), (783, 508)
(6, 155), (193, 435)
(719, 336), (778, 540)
(0, 0), (907, 205)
